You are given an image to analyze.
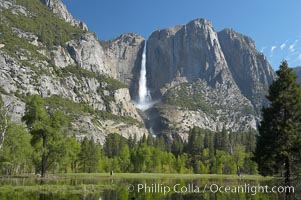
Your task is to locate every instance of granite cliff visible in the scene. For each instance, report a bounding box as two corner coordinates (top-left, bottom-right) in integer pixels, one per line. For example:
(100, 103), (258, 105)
(218, 29), (275, 111)
(0, 0), (147, 144)
(146, 19), (276, 136)
(0, 0), (277, 142)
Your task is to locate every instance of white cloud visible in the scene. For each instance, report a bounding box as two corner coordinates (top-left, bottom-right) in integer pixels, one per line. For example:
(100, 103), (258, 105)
(280, 43), (286, 50)
(260, 47), (266, 53)
(289, 44), (295, 52)
(271, 46), (277, 53)
(297, 54), (301, 61)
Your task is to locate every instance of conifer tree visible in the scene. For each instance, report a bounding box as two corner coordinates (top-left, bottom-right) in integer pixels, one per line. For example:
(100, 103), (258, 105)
(255, 61), (301, 187)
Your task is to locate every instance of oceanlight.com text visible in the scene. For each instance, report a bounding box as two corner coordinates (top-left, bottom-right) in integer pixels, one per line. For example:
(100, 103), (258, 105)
(127, 183), (295, 196)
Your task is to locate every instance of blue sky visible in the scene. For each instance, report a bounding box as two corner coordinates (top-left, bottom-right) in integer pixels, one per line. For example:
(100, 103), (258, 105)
(62, 0), (301, 69)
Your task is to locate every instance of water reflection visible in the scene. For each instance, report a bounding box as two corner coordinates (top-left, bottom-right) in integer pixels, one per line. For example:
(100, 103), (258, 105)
(0, 176), (298, 200)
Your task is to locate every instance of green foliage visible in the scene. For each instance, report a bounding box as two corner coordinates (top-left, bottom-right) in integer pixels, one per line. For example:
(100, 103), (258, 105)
(7, 0), (84, 47)
(0, 123), (33, 175)
(22, 95), (68, 177)
(60, 136), (81, 173)
(118, 145), (131, 172)
(185, 126), (257, 175)
(97, 111), (142, 127)
(60, 65), (127, 91)
(103, 133), (128, 158)
(78, 137), (101, 173)
(0, 88), (9, 96)
(0, 94), (258, 176)
(0, 0), (84, 76)
(255, 61), (301, 184)
(0, 0), (83, 75)
(44, 95), (95, 119)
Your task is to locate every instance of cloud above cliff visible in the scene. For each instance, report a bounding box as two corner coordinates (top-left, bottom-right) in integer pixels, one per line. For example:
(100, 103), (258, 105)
(280, 43), (286, 50)
(271, 46), (276, 54)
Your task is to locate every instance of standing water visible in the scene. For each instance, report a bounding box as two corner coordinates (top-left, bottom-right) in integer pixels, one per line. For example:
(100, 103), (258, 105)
(136, 42), (153, 111)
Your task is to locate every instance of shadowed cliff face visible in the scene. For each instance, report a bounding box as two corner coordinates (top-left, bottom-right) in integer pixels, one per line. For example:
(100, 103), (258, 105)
(218, 29), (276, 111)
(147, 19), (236, 99)
(102, 33), (145, 100)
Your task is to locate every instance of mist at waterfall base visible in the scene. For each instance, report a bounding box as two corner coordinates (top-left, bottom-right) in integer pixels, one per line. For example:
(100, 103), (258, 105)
(135, 43), (156, 111)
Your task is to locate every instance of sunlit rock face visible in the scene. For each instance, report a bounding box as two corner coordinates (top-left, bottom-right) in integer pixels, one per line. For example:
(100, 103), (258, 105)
(145, 18), (276, 135)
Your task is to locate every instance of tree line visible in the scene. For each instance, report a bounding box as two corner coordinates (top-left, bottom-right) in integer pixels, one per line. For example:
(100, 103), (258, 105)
(0, 94), (257, 176)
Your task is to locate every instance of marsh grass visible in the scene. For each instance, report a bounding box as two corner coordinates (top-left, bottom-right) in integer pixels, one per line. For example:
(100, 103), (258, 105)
(58, 173), (273, 180)
(0, 173), (274, 195)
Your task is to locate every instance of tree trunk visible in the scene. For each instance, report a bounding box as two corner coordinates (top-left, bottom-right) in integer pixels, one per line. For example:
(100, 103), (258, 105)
(41, 133), (47, 178)
(41, 153), (47, 177)
(0, 108), (9, 150)
(285, 157), (291, 200)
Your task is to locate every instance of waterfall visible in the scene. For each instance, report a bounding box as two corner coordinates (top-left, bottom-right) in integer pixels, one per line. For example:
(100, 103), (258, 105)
(136, 42), (152, 111)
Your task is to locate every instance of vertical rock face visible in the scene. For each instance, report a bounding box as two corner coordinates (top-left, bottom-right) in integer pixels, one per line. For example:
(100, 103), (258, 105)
(146, 18), (276, 134)
(218, 29), (276, 111)
(102, 33), (145, 99)
(40, 0), (88, 31)
(147, 19), (237, 98)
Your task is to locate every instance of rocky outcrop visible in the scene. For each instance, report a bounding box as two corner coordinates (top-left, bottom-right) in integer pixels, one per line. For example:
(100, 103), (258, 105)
(218, 29), (276, 111)
(66, 33), (113, 76)
(158, 80), (257, 135)
(71, 115), (147, 144)
(40, 0), (88, 31)
(65, 32), (145, 86)
(51, 46), (75, 68)
(0, 1), (29, 16)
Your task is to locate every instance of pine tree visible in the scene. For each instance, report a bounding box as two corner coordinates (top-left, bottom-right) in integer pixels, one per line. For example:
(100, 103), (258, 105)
(220, 126), (229, 152)
(255, 61), (301, 187)
(78, 137), (101, 173)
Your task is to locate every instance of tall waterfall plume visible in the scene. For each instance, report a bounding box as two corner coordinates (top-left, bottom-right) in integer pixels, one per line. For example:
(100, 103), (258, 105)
(136, 42), (153, 111)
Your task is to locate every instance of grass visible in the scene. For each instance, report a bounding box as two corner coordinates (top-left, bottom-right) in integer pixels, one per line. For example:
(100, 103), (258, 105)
(0, 184), (113, 195)
(0, 173), (273, 181)
(58, 173), (273, 180)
